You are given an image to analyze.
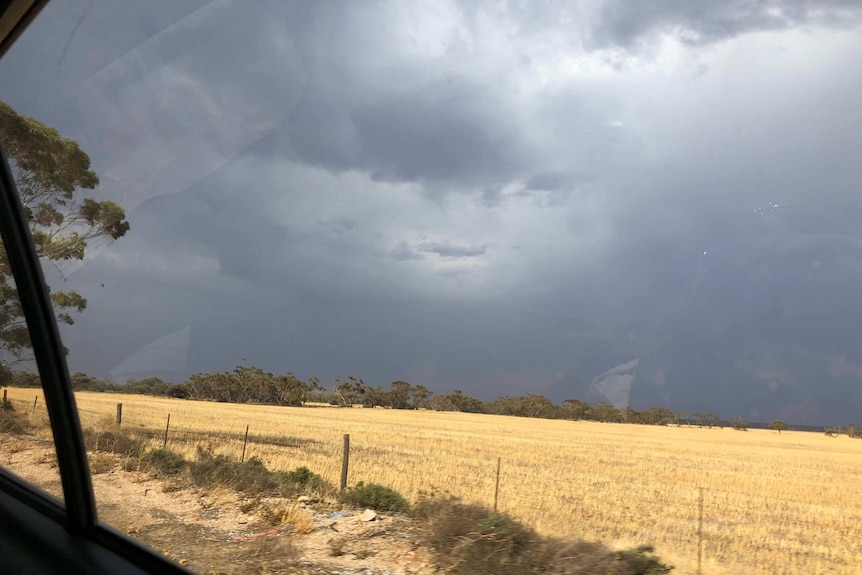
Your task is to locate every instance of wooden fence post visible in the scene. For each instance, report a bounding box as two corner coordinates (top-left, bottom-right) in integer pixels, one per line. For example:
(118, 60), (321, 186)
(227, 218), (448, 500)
(241, 425), (250, 463)
(116, 403), (123, 427)
(340, 433), (350, 491)
(494, 457), (502, 512)
(163, 414), (171, 449)
(2, 389), (6, 407)
(32, 395), (37, 414)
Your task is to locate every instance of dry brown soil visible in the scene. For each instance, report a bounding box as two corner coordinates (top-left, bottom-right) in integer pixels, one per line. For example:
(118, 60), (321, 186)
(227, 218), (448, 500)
(1, 435), (435, 575)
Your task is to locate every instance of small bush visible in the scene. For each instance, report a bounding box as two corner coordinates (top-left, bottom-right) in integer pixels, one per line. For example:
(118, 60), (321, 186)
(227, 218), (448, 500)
(274, 466), (330, 493)
(189, 447), (288, 496)
(413, 495), (673, 575)
(140, 448), (186, 476)
(339, 481), (410, 513)
(412, 495), (535, 573)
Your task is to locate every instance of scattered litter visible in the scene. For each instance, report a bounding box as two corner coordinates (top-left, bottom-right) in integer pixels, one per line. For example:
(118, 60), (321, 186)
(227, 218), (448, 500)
(329, 511), (346, 518)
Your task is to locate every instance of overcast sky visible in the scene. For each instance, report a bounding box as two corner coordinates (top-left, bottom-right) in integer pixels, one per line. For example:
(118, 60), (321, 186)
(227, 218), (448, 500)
(2, 0), (862, 424)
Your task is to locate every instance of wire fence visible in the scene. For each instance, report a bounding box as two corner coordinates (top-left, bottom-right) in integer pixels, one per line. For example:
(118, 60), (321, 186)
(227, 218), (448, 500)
(2, 394), (860, 575)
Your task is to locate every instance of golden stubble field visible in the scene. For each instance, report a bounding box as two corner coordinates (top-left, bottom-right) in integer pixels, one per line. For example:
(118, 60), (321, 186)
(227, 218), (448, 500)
(7, 388), (862, 575)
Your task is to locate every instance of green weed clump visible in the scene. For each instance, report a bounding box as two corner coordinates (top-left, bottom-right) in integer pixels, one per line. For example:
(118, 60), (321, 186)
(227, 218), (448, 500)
(188, 445), (331, 497)
(189, 447), (280, 495)
(140, 448), (186, 476)
(339, 481), (410, 513)
(273, 465), (330, 493)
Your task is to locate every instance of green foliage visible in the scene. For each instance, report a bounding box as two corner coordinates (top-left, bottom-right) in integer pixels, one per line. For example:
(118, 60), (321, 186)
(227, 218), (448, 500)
(429, 389), (486, 413)
(413, 495), (673, 575)
(476, 512), (504, 533)
(693, 413), (721, 428)
(768, 420), (788, 433)
(189, 446), (303, 497)
(488, 393), (559, 418)
(71, 372), (113, 392)
(186, 366), (318, 405)
(10, 371), (40, 387)
(140, 448), (186, 476)
(561, 398), (593, 420)
(334, 376), (368, 406)
(594, 402), (625, 423)
(339, 481), (410, 513)
(273, 466), (331, 493)
(166, 383), (189, 399)
(0, 101), (130, 369)
(729, 417), (748, 431)
(847, 424), (862, 439)
(123, 377), (170, 396)
(50, 291), (86, 325)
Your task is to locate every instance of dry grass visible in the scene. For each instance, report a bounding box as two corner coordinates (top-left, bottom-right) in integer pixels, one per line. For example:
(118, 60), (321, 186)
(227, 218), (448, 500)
(88, 452), (117, 474)
(258, 501), (315, 533)
(5, 387), (862, 574)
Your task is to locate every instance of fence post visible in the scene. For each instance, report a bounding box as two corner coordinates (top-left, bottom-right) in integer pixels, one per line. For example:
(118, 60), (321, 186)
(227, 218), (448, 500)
(340, 433), (350, 491)
(697, 487), (704, 575)
(2, 388), (6, 407)
(32, 395), (37, 414)
(163, 414), (171, 449)
(116, 403), (123, 428)
(494, 457), (502, 512)
(241, 425), (250, 463)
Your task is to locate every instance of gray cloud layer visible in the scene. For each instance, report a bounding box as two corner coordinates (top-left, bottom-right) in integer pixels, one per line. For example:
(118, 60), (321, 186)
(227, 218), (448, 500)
(2, 1), (862, 424)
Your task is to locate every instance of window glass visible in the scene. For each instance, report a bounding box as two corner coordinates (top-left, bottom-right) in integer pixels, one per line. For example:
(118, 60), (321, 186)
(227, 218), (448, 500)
(2, 2), (862, 575)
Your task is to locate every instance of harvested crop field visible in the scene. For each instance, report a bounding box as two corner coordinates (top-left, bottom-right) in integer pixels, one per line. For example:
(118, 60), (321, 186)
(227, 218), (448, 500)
(5, 388), (862, 574)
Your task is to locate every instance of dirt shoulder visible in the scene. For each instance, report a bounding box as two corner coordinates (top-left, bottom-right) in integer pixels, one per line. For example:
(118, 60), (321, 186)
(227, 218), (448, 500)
(1, 435), (435, 575)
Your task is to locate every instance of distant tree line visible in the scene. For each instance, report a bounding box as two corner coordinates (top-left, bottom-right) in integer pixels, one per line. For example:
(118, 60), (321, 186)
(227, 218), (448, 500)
(2, 366), (733, 426)
(12, 366), (862, 432)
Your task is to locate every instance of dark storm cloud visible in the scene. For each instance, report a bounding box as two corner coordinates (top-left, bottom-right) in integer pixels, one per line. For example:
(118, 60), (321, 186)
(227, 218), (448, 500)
(278, 72), (526, 187)
(356, 82), (522, 184)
